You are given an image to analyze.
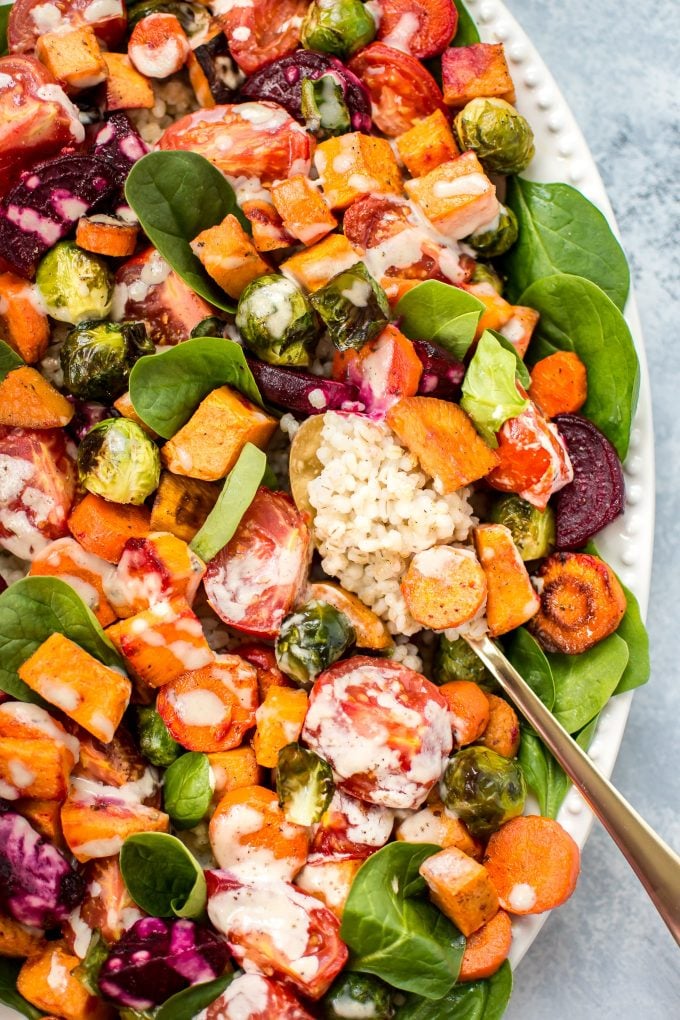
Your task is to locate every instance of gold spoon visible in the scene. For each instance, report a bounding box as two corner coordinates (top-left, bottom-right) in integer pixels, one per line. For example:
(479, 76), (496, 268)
(464, 634), (680, 947)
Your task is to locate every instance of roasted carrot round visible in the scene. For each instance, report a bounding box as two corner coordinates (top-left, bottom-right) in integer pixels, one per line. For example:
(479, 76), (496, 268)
(529, 351), (588, 419)
(209, 785), (309, 880)
(458, 908), (513, 981)
(478, 694), (521, 758)
(529, 552), (626, 654)
(76, 216), (139, 258)
(402, 545), (487, 630)
(439, 680), (490, 747)
(483, 815), (580, 915)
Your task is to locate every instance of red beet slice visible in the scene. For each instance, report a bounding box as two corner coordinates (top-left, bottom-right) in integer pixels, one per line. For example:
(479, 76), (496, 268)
(553, 414), (625, 550)
(413, 340), (465, 399)
(246, 357), (362, 415)
(92, 113), (149, 185)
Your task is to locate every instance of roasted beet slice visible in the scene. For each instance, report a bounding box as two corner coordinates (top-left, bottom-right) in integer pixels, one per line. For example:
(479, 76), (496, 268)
(553, 414), (625, 550)
(92, 113), (149, 185)
(0, 154), (119, 277)
(246, 357), (362, 415)
(240, 51), (371, 131)
(413, 340), (465, 399)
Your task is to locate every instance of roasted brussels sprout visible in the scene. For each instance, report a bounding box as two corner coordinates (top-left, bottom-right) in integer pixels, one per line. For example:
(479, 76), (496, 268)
(190, 315), (228, 338)
(467, 204), (519, 258)
(36, 241), (114, 324)
(78, 418), (160, 505)
(434, 635), (495, 690)
(276, 599), (355, 688)
(323, 972), (395, 1019)
(471, 262), (504, 294)
(310, 262), (390, 352)
(440, 746), (526, 838)
(301, 0), (376, 60)
(236, 274), (319, 367)
(60, 320), (153, 402)
(301, 74), (351, 138)
(276, 743), (335, 826)
(490, 494), (556, 560)
(454, 97), (535, 175)
(136, 705), (182, 767)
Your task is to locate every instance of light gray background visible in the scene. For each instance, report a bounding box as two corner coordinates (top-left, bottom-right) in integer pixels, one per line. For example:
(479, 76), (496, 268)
(504, 1), (680, 1017)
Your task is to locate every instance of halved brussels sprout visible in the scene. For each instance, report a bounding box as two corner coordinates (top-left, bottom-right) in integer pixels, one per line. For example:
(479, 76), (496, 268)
(467, 204), (519, 258)
(61, 320), (153, 403)
(36, 241), (114, 324)
(310, 262), (390, 351)
(434, 635), (495, 690)
(440, 746), (526, 838)
(236, 274), (319, 367)
(301, 74), (351, 138)
(78, 418), (161, 505)
(190, 316), (228, 338)
(276, 743), (335, 826)
(454, 97), (535, 175)
(471, 262), (504, 294)
(301, 0), (376, 60)
(276, 599), (355, 688)
(136, 705), (182, 767)
(489, 494), (556, 561)
(323, 972), (395, 1019)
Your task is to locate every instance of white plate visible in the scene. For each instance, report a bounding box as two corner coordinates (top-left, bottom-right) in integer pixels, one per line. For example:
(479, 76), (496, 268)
(466, 0), (655, 966)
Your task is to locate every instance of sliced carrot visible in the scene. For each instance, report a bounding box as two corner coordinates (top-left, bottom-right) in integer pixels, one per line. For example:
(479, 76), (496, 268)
(209, 785), (309, 880)
(478, 694), (520, 758)
(439, 680), (490, 746)
(386, 396), (500, 492)
(68, 493), (151, 564)
(105, 531), (205, 618)
(528, 552), (626, 654)
(61, 793), (169, 863)
(0, 272), (50, 364)
(419, 846), (499, 936)
(0, 367), (74, 429)
(29, 536), (118, 627)
(76, 216), (139, 258)
(483, 815), (580, 914)
(529, 351), (588, 418)
(458, 909), (512, 981)
(473, 523), (540, 637)
(208, 747), (263, 798)
(401, 545), (487, 630)
(253, 686), (308, 768)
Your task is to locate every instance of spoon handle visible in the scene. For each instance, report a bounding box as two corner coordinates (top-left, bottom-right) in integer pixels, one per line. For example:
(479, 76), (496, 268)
(465, 634), (680, 947)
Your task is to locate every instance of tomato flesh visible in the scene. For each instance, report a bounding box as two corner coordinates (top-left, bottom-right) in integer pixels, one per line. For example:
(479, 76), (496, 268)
(217, 0), (307, 75)
(206, 973), (314, 1020)
(488, 401), (574, 510)
(348, 41), (448, 136)
(378, 0), (459, 59)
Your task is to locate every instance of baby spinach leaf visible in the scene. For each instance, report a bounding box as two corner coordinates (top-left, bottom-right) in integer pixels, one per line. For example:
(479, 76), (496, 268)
(341, 842), (466, 999)
(453, 1), (481, 46)
(489, 330), (531, 388)
(0, 338), (23, 382)
(125, 151), (249, 313)
(519, 715), (599, 819)
(461, 332), (528, 445)
(0, 5), (12, 57)
(0, 576), (123, 703)
(73, 930), (108, 996)
(550, 633), (629, 733)
(519, 274), (639, 459)
(190, 443), (266, 562)
(398, 960), (512, 1019)
(395, 280), (484, 360)
(120, 833), (207, 919)
(505, 627), (555, 710)
(0, 958), (44, 1019)
(503, 178), (630, 310)
(155, 972), (236, 1020)
(163, 752), (213, 831)
(129, 336), (262, 439)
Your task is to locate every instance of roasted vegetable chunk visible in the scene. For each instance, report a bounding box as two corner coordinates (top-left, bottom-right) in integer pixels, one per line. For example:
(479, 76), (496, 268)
(78, 418), (161, 505)
(310, 262), (390, 351)
(276, 600), (355, 688)
(440, 746), (526, 839)
(236, 274), (319, 367)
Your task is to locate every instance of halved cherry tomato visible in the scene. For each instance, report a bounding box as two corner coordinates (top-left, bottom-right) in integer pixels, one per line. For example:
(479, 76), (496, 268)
(203, 488), (310, 640)
(78, 857), (143, 943)
(217, 0), (307, 75)
(206, 974), (314, 1020)
(236, 642), (294, 699)
(158, 102), (313, 185)
(342, 194), (412, 249)
(311, 789), (394, 859)
(8, 0), (127, 55)
(348, 42), (448, 136)
(378, 0), (459, 59)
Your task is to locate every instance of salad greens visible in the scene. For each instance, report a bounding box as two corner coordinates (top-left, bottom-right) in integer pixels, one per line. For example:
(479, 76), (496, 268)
(0, 959), (43, 1020)
(190, 443), (267, 563)
(461, 331), (529, 445)
(395, 280), (484, 360)
(0, 338), (22, 382)
(119, 833), (207, 919)
(505, 627), (556, 710)
(154, 972), (236, 1020)
(163, 752), (213, 830)
(519, 716), (599, 819)
(550, 633), (629, 733)
(0, 5), (12, 58)
(397, 961), (512, 1019)
(453, 0), (481, 46)
(490, 330), (532, 388)
(74, 931), (108, 996)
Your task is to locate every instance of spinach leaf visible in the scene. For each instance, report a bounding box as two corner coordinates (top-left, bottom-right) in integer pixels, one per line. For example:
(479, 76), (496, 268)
(163, 752), (213, 831)
(519, 715), (599, 819)
(461, 332), (528, 445)
(73, 930), (108, 996)
(0, 576), (123, 703)
(155, 972), (236, 1020)
(490, 330), (531, 388)
(119, 833), (207, 919)
(550, 633), (629, 733)
(190, 443), (266, 562)
(341, 843), (465, 999)
(503, 178), (630, 310)
(453, 1), (481, 46)
(0, 958), (44, 1019)
(519, 274), (639, 459)
(0, 4), (12, 57)
(125, 151), (249, 313)
(398, 961), (512, 1019)
(0, 338), (23, 382)
(129, 336), (262, 439)
(505, 627), (555, 710)
(395, 280), (484, 360)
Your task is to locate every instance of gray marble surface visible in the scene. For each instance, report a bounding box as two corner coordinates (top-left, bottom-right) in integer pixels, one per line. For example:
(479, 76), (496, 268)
(503, 1), (680, 1017)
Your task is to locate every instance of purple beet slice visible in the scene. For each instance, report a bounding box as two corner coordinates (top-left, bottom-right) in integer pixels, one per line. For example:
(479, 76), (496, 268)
(92, 113), (149, 185)
(413, 340), (465, 399)
(0, 155), (119, 278)
(553, 413), (625, 550)
(246, 357), (362, 414)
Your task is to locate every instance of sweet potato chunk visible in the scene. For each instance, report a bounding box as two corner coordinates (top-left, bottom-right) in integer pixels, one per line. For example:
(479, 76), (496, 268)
(402, 545), (487, 631)
(209, 785), (308, 879)
(17, 944), (114, 1020)
(270, 175), (337, 246)
(442, 43), (516, 107)
(0, 911), (45, 958)
(474, 523), (540, 637)
(253, 686), (308, 768)
(500, 306), (540, 358)
(295, 857), (363, 920)
(15, 798), (65, 847)
(161, 385), (277, 481)
(241, 199), (294, 253)
(314, 132), (403, 210)
(0, 739), (74, 801)
(191, 214), (270, 299)
(150, 471), (220, 542)
(419, 845), (499, 936)
(102, 52), (154, 110)
(281, 234), (361, 293)
(396, 109), (460, 177)
(396, 798), (482, 860)
(0, 367), (74, 429)
(0, 272), (50, 363)
(478, 694), (520, 758)
(61, 793), (170, 863)
(463, 281), (514, 338)
(208, 747), (263, 798)
(36, 26), (107, 92)
(105, 531), (205, 618)
(68, 493), (151, 564)
(404, 151), (499, 240)
(29, 536), (117, 627)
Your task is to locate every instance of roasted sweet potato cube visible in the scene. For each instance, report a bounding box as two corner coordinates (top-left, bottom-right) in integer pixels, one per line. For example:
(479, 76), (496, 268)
(463, 282), (515, 338)
(150, 471), (220, 542)
(396, 109), (460, 177)
(241, 199), (294, 253)
(0, 272), (50, 363)
(500, 306), (541, 359)
(0, 911), (46, 958)
(208, 747), (263, 798)
(0, 698), (79, 764)
(474, 523), (540, 637)
(112, 391), (158, 436)
(105, 531), (205, 618)
(314, 132), (403, 209)
(15, 798), (65, 847)
(17, 634), (131, 744)
(36, 26), (107, 92)
(405, 151), (499, 240)
(0, 739), (74, 800)
(419, 846), (499, 936)
(396, 799), (483, 860)
(29, 536), (117, 627)
(0, 367), (74, 429)
(295, 857), (363, 920)
(190, 214), (270, 299)
(161, 385), (277, 481)
(270, 175), (337, 246)
(17, 944), (114, 1020)
(105, 597), (214, 688)
(281, 234), (361, 293)
(61, 793), (170, 863)
(253, 686), (308, 768)
(442, 43), (516, 107)
(102, 52), (154, 110)
(68, 493), (151, 564)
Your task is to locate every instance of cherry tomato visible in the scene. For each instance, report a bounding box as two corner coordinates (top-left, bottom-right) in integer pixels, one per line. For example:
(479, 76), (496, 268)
(487, 400), (574, 510)
(236, 641), (293, 698)
(79, 857), (143, 944)
(0, 426), (76, 561)
(302, 656), (452, 810)
(206, 973), (314, 1020)
(204, 488), (310, 640)
(348, 42), (448, 136)
(8, 0), (127, 55)
(207, 872), (348, 1000)
(311, 789), (394, 859)
(378, 0), (459, 59)
(217, 0), (307, 75)
(158, 102), (313, 185)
